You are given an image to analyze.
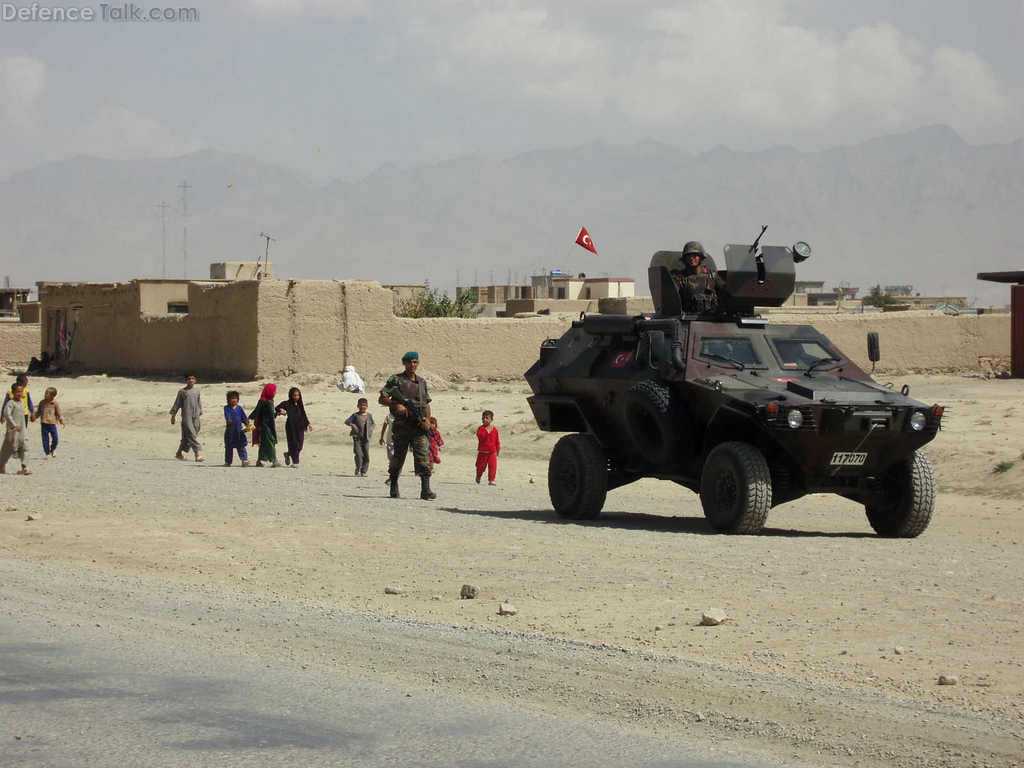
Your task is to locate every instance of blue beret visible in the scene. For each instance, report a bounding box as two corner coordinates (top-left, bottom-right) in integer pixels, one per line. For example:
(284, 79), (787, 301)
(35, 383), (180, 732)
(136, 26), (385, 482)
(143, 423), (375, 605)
(402, 351), (419, 362)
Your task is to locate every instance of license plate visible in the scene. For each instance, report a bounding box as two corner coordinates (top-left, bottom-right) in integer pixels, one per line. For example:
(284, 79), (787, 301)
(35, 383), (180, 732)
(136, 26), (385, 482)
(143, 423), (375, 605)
(830, 452), (868, 466)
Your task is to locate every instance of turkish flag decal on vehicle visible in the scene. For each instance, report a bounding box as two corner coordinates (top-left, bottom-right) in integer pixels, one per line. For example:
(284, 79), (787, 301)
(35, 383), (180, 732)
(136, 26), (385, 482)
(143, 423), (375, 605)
(610, 350), (633, 367)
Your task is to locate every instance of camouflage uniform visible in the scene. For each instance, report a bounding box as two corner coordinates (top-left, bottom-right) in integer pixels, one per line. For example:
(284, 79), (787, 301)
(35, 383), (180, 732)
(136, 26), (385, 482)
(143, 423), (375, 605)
(380, 371), (432, 477)
(672, 241), (723, 315)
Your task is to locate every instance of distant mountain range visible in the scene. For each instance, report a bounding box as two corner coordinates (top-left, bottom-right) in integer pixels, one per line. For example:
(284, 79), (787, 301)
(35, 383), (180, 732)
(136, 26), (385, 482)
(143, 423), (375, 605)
(2, 125), (1021, 305)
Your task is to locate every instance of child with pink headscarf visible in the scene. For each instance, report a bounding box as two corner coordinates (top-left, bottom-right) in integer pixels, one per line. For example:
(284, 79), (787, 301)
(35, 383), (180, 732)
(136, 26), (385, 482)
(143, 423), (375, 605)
(248, 383), (280, 467)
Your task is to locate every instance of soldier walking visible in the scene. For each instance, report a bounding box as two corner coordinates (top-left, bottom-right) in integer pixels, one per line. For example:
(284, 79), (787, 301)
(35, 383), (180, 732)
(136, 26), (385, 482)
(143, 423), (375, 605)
(378, 351), (436, 500)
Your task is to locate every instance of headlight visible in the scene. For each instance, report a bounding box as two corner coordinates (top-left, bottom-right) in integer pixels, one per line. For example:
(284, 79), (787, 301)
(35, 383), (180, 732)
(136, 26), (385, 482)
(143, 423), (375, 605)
(910, 411), (927, 431)
(792, 241), (812, 263)
(787, 409), (804, 429)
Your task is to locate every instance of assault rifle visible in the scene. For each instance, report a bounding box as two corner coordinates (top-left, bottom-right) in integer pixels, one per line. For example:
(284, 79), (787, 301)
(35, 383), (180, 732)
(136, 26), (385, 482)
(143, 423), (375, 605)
(400, 397), (430, 432)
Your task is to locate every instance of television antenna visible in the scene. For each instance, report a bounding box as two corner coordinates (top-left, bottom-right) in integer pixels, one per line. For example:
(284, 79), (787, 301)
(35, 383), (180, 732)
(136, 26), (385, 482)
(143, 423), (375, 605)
(258, 231), (276, 279)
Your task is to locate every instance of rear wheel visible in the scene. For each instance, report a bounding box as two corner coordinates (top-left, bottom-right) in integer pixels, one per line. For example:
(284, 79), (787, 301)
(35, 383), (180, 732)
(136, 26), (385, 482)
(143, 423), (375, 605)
(548, 434), (608, 520)
(864, 451), (935, 537)
(699, 442), (771, 533)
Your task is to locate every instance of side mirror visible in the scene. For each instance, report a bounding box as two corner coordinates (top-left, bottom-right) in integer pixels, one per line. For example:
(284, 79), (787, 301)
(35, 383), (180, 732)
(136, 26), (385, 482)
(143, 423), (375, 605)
(867, 332), (880, 363)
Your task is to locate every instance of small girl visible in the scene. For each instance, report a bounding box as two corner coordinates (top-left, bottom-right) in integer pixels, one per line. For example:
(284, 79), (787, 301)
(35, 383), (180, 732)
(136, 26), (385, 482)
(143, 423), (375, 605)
(475, 410), (500, 485)
(276, 386), (311, 467)
(32, 386), (65, 458)
(248, 383), (280, 467)
(428, 416), (444, 468)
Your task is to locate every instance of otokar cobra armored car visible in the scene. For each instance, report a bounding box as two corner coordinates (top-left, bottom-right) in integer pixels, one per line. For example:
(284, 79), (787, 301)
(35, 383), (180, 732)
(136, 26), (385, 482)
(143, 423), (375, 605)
(525, 231), (943, 536)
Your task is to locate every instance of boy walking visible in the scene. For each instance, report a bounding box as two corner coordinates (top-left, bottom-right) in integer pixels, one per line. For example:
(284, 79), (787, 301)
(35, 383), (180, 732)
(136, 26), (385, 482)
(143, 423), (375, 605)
(344, 398), (375, 476)
(1, 384), (30, 475)
(3, 374), (33, 419)
(475, 410), (500, 485)
(223, 390), (250, 467)
(170, 374), (203, 462)
(32, 386), (65, 457)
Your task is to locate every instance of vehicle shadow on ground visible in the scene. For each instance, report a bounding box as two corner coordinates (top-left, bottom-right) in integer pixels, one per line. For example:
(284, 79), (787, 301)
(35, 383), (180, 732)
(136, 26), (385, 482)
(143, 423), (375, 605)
(442, 506), (876, 537)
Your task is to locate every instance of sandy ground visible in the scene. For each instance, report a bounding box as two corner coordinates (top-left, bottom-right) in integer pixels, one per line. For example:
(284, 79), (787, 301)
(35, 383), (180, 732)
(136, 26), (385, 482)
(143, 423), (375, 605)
(1, 370), (1023, 766)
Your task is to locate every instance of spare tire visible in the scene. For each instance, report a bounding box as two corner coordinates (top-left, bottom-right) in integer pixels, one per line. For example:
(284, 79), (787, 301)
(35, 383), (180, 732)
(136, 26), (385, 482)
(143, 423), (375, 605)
(623, 380), (678, 466)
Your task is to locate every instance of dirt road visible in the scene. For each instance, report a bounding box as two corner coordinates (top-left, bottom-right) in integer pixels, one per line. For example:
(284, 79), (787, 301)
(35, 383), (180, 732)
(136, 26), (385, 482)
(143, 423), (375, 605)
(1, 372), (1021, 766)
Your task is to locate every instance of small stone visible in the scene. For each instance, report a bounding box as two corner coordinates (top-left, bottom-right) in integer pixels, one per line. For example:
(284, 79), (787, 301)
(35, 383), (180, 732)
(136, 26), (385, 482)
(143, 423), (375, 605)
(498, 602), (518, 616)
(700, 608), (728, 626)
(460, 584), (479, 599)
(938, 674), (959, 686)
(25, 513), (39, 521)
(431, 595), (441, 601)
(894, 646), (905, 655)
(654, 625), (664, 631)
(384, 585), (403, 595)
(529, 476), (535, 484)
(695, 712), (705, 722)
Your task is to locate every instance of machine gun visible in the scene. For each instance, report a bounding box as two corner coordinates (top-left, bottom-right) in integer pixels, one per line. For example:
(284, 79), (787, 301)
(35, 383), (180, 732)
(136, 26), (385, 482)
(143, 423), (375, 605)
(748, 224), (768, 284)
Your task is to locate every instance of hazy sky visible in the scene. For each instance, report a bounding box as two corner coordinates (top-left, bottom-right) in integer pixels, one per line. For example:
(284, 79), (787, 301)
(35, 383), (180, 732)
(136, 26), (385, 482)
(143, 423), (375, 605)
(1, 0), (1022, 181)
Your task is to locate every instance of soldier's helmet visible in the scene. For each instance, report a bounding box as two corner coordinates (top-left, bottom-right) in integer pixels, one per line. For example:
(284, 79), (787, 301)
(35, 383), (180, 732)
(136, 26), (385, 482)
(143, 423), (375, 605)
(682, 240), (706, 260)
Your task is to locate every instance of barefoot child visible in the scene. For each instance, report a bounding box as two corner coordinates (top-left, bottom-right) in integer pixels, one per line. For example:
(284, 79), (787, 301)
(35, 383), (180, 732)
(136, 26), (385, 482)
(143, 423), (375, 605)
(475, 410), (500, 485)
(344, 397), (375, 476)
(428, 416), (444, 469)
(223, 390), (250, 467)
(1, 384), (30, 475)
(276, 386), (311, 467)
(31, 386), (64, 457)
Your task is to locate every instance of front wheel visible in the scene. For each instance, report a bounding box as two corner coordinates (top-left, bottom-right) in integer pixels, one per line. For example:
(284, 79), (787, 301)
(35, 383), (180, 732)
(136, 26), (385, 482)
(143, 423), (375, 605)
(548, 434), (608, 520)
(864, 451), (935, 537)
(699, 442), (771, 533)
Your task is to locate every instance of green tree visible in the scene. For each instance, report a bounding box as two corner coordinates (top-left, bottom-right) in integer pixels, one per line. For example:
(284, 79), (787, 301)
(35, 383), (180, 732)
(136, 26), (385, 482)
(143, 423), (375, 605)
(396, 284), (482, 318)
(863, 284), (896, 308)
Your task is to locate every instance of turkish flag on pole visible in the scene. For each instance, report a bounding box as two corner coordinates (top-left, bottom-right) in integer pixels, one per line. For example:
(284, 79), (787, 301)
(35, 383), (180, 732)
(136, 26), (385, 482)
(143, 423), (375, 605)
(575, 226), (597, 254)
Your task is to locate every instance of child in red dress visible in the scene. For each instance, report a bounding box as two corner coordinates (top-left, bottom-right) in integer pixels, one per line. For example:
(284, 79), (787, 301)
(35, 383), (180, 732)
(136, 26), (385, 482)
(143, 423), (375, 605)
(428, 416), (444, 469)
(474, 410), (500, 485)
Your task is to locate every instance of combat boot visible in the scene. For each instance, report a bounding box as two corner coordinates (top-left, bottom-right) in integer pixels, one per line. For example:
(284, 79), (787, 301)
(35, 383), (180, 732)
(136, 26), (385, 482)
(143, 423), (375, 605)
(389, 474), (400, 498)
(420, 474), (436, 500)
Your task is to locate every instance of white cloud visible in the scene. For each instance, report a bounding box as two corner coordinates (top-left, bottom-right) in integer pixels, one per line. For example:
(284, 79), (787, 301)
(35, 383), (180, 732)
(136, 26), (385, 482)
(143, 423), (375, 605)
(396, 1), (1014, 146)
(72, 106), (206, 160)
(234, 0), (369, 17)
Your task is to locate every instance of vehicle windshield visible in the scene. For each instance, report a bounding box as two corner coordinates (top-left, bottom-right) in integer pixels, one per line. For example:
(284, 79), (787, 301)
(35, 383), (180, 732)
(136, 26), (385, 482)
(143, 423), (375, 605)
(770, 338), (837, 369)
(698, 337), (761, 367)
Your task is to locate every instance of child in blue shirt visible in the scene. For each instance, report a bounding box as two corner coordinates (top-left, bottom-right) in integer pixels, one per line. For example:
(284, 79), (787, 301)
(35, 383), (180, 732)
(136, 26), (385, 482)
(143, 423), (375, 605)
(223, 390), (251, 467)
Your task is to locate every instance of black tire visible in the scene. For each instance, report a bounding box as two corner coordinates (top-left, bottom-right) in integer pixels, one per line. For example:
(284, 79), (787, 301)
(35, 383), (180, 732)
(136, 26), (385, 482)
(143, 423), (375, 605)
(699, 442), (771, 533)
(624, 380), (677, 466)
(864, 451), (935, 537)
(548, 434), (608, 520)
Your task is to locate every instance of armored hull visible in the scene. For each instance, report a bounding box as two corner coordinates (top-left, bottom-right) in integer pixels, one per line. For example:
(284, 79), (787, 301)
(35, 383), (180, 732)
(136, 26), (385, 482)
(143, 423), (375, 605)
(524, 239), (943, 536)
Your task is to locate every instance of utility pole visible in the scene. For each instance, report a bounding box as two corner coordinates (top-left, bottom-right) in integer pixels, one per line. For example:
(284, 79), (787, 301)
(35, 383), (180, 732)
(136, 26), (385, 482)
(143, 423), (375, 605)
(258, 232), (276, 278)
(178, 180), (191, 278)
(154, 201), (169, 277)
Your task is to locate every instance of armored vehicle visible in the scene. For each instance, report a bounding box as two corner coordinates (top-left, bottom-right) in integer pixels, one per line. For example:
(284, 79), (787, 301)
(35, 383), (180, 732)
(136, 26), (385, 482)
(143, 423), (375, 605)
(524, 231), (943, 536)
